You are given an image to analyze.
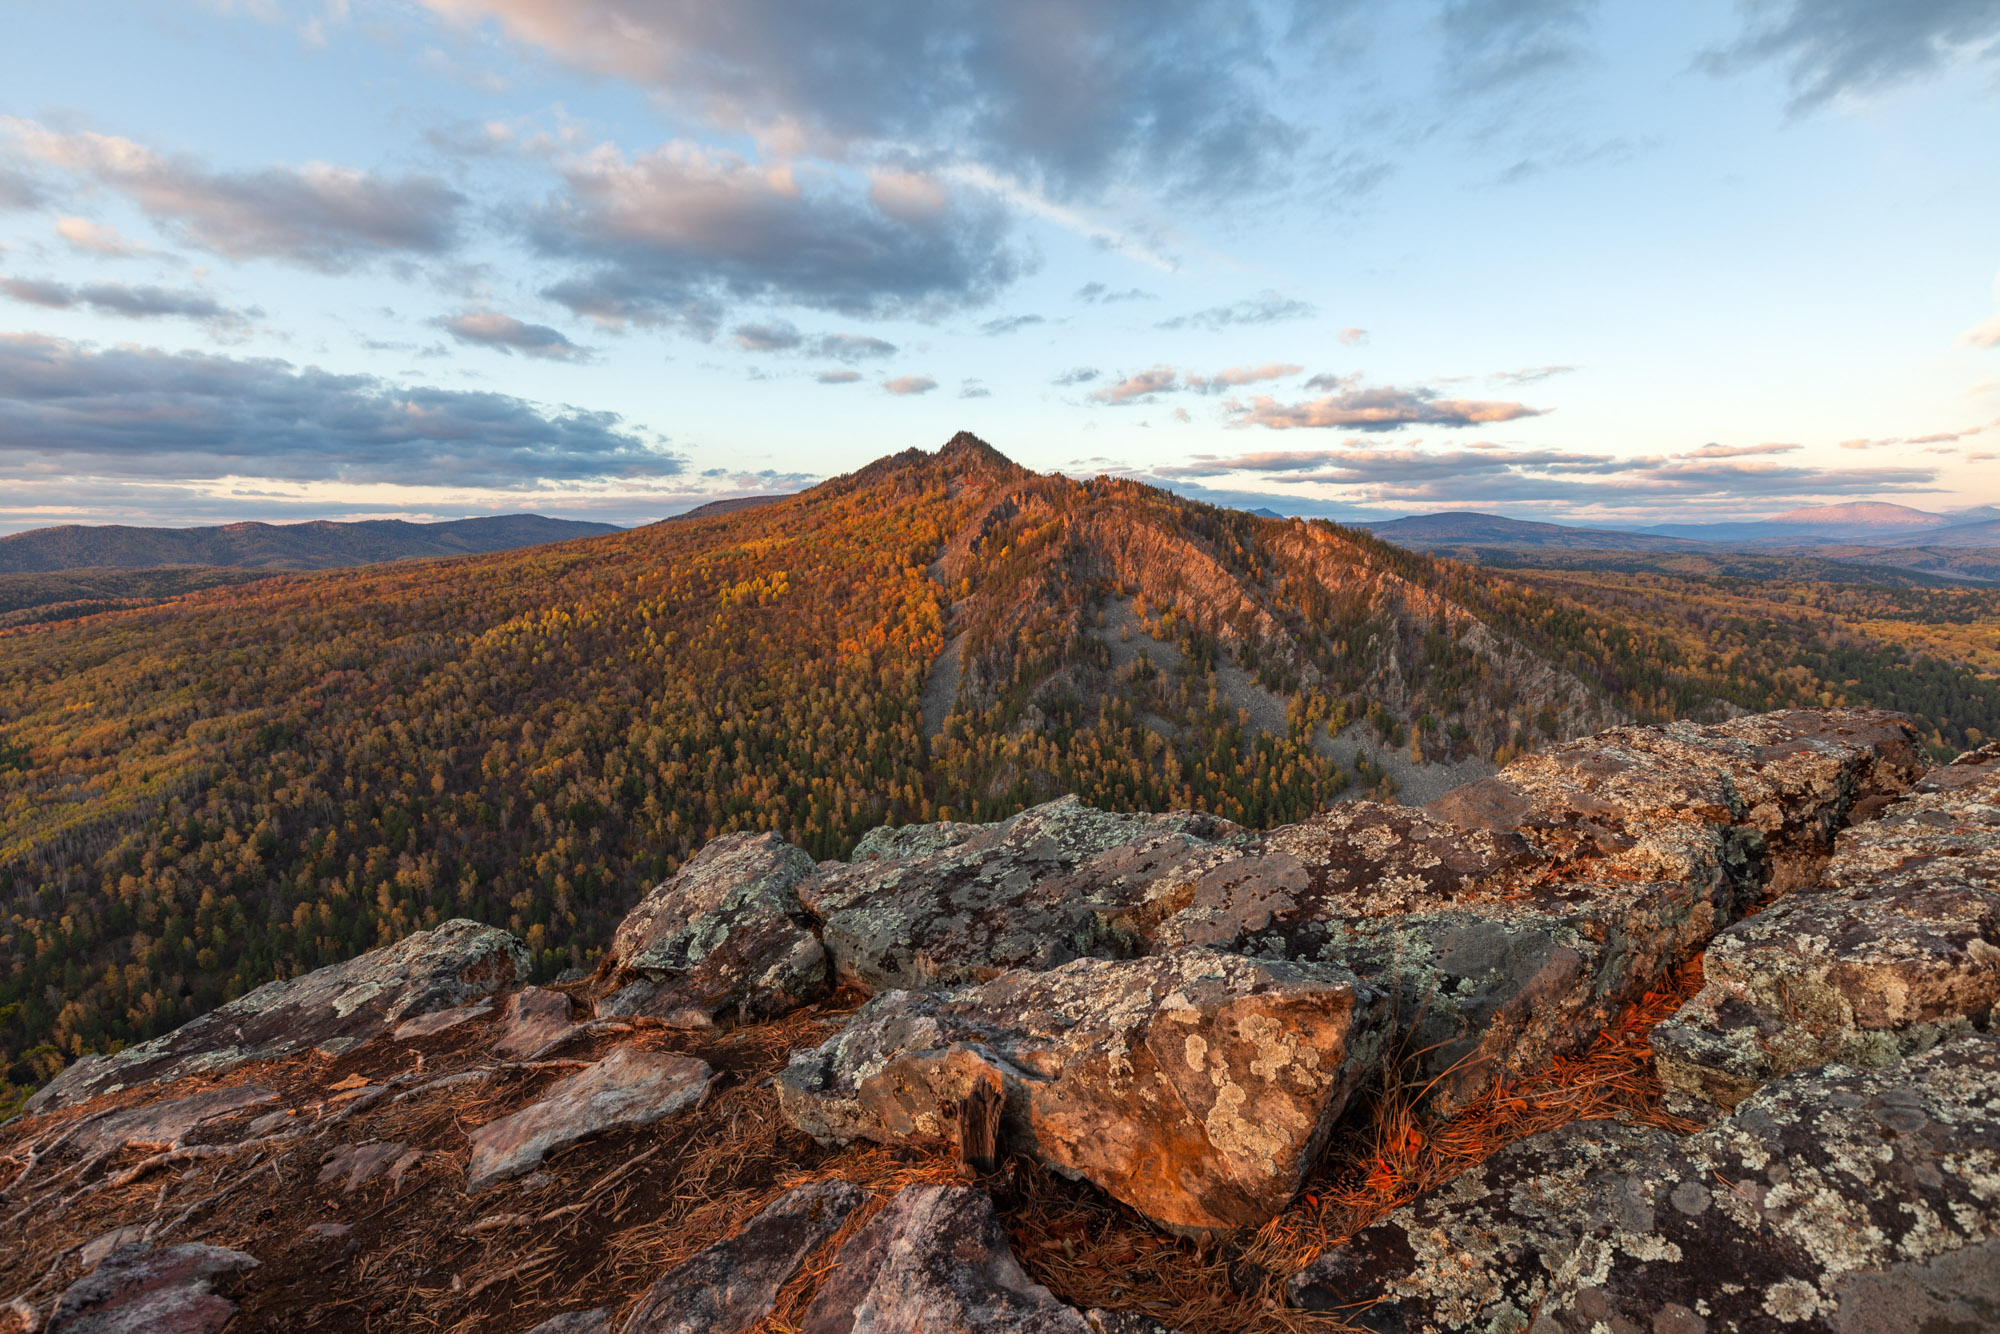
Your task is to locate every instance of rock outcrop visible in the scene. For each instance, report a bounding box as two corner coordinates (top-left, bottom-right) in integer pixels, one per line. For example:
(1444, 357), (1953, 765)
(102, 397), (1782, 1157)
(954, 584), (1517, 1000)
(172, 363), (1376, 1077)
(1291, 1033), (2000, 1333)
(778, 951), (1386, 1232)
(598, 832), (829, 1026)
(3, 710), (1984, 1333)
(26, 919), (528, 1113)
(796, 797), (1246, 992)
(1653, 740), (2000, 1112)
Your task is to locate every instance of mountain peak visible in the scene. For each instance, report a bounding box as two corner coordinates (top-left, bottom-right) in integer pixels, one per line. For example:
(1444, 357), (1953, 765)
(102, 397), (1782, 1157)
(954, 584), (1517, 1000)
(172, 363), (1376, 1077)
(1766, 502), (1948, 527)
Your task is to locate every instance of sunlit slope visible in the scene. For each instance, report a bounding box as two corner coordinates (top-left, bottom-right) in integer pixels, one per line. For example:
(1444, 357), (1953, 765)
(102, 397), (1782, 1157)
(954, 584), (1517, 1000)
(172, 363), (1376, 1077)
(0, 433), (1862, 1081)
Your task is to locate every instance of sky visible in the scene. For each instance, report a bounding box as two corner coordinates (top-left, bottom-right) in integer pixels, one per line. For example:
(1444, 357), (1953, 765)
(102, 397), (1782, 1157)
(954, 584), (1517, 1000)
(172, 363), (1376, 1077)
(1, 0), (1998, 532)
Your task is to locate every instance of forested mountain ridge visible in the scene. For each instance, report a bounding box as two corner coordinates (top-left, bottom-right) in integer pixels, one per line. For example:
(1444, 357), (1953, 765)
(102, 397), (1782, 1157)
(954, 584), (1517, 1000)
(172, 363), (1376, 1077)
(0, 433), (1991, 1105)
(0, 513), (622, 573)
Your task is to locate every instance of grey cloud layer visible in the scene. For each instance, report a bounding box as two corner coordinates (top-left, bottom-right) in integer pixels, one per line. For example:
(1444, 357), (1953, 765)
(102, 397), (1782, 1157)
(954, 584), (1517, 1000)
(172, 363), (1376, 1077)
(0, 334), (674, 486)
(1, 120), (461, 271)
(732, 321), (899, 360)
(1156, 440), (1940, 507)
(2, 275), (259, 334)
(533, 144), (1024, 334)
(420, 0), (1299, 201)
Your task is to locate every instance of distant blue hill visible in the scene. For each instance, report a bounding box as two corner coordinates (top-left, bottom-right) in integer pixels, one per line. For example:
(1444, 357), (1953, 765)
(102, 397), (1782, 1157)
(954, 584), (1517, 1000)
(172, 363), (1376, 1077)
(0, 515), (622, 573)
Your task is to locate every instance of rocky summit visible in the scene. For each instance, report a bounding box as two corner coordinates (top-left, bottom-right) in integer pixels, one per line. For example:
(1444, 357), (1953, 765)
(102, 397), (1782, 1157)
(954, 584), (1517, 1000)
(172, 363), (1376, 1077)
(1, 708), (1994, 1331)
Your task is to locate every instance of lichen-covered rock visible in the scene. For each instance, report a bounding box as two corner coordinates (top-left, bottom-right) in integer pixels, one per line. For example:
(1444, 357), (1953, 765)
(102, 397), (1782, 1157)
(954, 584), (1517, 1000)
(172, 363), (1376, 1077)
(523, 1312), (612, 1334)
(1654, 751), (2000, 1112)
(464, 1047), (711, 1193)
(1290, 1034), (2000, 1333)
(45, 1244), (258, 1334)
(777, 951), (1386, 1232)
(799, 1184), (1091, 1334)
(1428, 708), (1923, 894)
(1145, 804), (1739, 1112)
(624, 1179), (865, 1333)
(27, 919), (528, 1113)
(599, 831), (828, 1025)
(796, 796), (1247, 992)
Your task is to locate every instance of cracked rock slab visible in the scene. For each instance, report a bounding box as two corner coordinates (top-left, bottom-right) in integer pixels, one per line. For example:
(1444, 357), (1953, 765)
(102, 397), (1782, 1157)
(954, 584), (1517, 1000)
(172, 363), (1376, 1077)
(797, 795), (1248, 993)
(46, 1244), (258, 1334)
(777, 951), (1386, 1232)
(464, 1047), (710, 1193)
(1654, 750), (2000, 1113)
(28, 919), (528, 1113)
(599, 831), (828, 1026)
(799, 1184), (1091, 1334)
(624, 1179), (865, 1333)
(1290, 1033), (2000, 1334)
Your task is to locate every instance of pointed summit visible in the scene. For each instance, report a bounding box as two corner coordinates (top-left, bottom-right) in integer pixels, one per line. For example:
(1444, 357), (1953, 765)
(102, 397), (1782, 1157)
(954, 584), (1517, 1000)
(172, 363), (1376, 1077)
(938, 430), (1015, 468)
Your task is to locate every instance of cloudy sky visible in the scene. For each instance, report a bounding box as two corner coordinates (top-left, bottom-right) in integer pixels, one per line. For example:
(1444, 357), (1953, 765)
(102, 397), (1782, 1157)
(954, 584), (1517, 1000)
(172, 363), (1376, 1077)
(2, 0), (1997, 531)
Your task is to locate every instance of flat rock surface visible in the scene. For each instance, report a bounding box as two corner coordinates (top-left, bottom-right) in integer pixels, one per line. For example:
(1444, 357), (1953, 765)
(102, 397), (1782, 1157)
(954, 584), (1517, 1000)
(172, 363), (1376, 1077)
(624, 1179), (865, 1333)
(67, 1085), (276, 1157)
(778, 951), (1386, 1232)
(1655, 751), (2000, 1112)
(1291, 1033), (2000, 1334)
(465, 1047), (711, 1192)
(797, 795), (1248, 992)
(799, 1184), (1091, 1334)
(600, 831), (828, 1026)
(45, 1244), (257, 1334)
(28, 919), (528, 1112)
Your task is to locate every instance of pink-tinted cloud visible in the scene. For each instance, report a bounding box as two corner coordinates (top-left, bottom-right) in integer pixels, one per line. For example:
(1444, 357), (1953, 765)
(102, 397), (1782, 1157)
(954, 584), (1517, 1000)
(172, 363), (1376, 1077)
(1229, 383), (1546, 431)
(1090, 366), (1178, 404)
(1, 118), (462, 271)
(883, 374), (936, 395)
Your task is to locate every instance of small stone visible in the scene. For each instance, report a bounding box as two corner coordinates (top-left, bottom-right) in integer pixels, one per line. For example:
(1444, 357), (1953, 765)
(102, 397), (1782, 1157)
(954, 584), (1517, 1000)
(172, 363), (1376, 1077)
(464, 1047), (711, 1192)
(1667, 1181), (1709, 1217)
(317, 1141), (413, 1194)
(492, 987), (575, 1060)
(523, 1311), (612, 1334)
(624, 1180), (866, 1333)
(79, 1227), (147, 1271)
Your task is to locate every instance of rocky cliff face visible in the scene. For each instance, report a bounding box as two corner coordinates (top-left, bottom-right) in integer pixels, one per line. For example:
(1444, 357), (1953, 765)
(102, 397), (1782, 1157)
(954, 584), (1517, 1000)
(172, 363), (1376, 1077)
(2, 708), (1992, 1333)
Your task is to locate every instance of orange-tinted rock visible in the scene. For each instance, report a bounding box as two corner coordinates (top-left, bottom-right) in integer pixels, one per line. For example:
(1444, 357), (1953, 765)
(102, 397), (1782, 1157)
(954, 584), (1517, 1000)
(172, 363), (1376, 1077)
(777, 952), (1386, 1233)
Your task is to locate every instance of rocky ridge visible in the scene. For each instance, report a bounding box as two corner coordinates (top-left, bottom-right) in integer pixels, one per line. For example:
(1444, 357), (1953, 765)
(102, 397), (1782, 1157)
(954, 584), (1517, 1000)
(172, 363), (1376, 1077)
(0, 708), (1992, 1332)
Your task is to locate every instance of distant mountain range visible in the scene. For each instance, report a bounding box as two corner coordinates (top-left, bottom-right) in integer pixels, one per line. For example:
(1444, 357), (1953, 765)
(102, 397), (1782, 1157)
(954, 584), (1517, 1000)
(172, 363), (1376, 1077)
(1362, 512), (1703, 553)
(0, 515), (623, 573)
(1359, 503), (2000, 554)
